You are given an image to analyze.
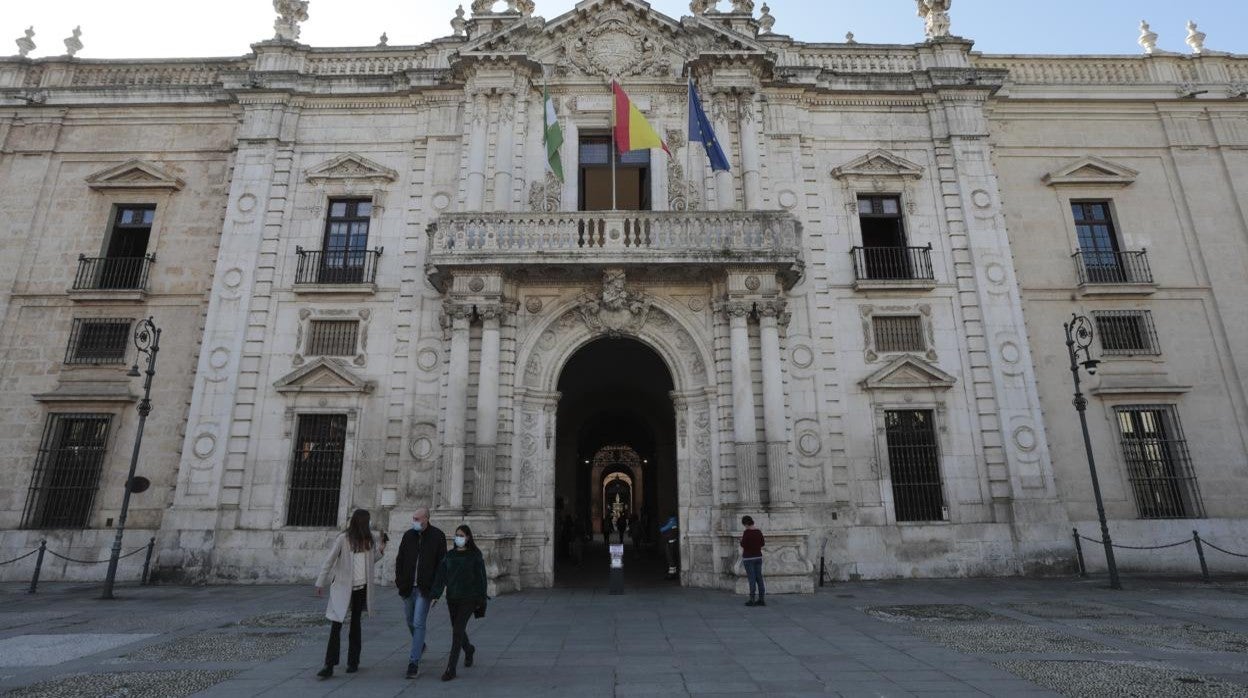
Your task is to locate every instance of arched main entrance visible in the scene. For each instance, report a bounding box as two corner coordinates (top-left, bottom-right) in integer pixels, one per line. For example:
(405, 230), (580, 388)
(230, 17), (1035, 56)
(552, 337), (678, 587)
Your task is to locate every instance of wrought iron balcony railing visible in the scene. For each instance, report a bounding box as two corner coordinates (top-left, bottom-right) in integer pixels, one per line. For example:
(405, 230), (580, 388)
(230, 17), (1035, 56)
(72, 255), (155, 291)
(427, 210), (801, 270)
(850, 245), (935, 282)
(294, 247), (383, 286)
(1073, 249), (1153, 286)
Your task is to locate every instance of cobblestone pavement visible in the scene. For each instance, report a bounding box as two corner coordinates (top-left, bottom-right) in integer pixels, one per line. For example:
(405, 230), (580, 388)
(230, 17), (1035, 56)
(3, 577), (1248, 697)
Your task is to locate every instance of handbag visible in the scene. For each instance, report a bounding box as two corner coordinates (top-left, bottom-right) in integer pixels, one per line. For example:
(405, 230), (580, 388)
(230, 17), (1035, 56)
(474, 598), (487, 619)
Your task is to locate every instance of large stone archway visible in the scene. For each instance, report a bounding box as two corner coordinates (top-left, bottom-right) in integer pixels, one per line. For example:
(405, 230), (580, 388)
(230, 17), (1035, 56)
(508, 275), (721, 589)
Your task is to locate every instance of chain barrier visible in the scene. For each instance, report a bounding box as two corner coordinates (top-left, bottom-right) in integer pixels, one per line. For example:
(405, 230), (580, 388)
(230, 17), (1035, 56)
(1072, 528), (1248, 585)
(6, 538), (159, 594)
(0, 548), (39, 566)
(45, 544), (149, 565)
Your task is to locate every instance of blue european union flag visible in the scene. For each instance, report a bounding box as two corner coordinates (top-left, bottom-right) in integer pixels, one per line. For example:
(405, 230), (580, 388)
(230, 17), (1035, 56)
(688, 81), (731, 173)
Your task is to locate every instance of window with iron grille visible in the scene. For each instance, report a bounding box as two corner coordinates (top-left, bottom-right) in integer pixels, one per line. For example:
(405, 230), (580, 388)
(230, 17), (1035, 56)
(287, 414), (347, 527)
(65, 318), (133, 364)
(873, 316), (925, 354)
(1093, 310), (1160, 356)
(1114, 405), (1203, 519)
(885, 409), (946, 522)
(22, 414), (112, 529)
(305, 320), (359, 357)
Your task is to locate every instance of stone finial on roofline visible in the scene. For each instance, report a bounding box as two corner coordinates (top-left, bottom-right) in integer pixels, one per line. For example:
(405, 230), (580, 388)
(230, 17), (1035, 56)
(916, 0), (952, 40)
(1138, 20), (1159, 54)
(758, 3), (775, 34)
(273, 0), (309, 41)
(451, 6), (468, 36)
(63, 26), (82, 57)
(690, 0), (719, 16)
(1185, 21), (1206, 55)
(16, 27), (35, 58)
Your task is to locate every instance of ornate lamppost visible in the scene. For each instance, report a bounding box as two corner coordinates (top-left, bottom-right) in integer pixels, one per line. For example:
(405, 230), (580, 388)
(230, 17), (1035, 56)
(101, 317), (161, 600)
(1064, 313), (1121, 590)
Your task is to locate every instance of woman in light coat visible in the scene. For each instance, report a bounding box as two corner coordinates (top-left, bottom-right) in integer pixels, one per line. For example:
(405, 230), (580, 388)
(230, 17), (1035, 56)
(314, 508), (387, 678)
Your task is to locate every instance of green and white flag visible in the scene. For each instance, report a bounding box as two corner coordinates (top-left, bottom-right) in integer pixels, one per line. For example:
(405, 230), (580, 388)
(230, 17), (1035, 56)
(543, 85), (565, 183)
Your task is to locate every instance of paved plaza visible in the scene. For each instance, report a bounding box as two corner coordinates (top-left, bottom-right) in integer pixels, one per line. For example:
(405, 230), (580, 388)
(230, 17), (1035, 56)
(2, 576), (1248, 697)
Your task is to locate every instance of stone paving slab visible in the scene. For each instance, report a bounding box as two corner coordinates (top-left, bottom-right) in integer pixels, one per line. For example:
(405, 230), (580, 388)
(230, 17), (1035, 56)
(2, 577), (1248, 696)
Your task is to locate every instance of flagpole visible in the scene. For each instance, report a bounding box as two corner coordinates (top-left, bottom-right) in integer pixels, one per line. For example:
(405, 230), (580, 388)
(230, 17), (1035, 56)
(543, 70), (550, 213)
(610, 78), (618, 212)
(686, 78), (693, 212)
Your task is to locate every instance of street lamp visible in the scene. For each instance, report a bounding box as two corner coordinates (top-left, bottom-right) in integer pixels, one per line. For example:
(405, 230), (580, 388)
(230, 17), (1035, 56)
(1064, 313), (1121, 590)
(101, 317), (161, 600)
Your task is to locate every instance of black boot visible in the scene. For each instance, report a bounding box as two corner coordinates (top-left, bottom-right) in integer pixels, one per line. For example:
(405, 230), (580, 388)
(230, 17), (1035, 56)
(441, 666), (456, 681)
(464, 644), (475, 668)
(755, 595), (766, 607)
(316, 665), (333, 679)
(745, 596), (756, 607)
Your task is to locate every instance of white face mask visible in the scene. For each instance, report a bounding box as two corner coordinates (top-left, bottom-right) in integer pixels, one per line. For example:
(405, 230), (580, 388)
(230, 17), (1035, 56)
(412, 521), (423, 532)
(454, 535), (467, 548)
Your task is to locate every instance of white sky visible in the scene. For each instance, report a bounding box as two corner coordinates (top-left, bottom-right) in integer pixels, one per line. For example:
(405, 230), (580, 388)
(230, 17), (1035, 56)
(6, 0), (1248, 59)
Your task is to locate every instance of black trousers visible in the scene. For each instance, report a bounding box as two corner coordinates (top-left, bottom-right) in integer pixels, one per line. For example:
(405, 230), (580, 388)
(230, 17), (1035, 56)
(325, 587), (366, 667)
(445, 599), (476, 670)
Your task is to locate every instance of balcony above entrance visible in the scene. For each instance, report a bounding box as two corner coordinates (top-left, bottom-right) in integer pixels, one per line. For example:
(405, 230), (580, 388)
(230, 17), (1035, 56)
(426, 211), (803, 290)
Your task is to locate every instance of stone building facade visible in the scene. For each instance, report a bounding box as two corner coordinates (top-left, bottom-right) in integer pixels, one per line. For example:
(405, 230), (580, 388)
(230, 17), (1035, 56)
(1, 0), (1246, 589)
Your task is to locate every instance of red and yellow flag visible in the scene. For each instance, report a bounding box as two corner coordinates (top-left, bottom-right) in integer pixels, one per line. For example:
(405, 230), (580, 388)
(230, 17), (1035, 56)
(612, 80), (671, 156)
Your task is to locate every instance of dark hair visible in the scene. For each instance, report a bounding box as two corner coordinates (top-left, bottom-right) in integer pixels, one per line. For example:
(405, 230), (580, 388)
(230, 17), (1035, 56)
(454, 524), (480, 554)
(741, 515), (754, 526)
(346, 509), (373, 552)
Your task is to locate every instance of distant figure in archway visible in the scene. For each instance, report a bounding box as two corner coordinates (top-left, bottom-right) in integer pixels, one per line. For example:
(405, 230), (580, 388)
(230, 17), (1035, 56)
(601, 514), (611, 545)
(616, 512), (628, 544)
(661, 513), (679, 580)
(741, 515), (766, 607)
(629, 512), (642, 554)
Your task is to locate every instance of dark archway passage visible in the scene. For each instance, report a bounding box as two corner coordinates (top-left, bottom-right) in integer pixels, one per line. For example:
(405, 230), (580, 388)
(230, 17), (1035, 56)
(553, 338), (678, 588)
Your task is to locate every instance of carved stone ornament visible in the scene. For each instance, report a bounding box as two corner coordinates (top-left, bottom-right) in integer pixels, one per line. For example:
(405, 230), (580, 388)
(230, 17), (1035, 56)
(562, 13), (671, 78)
(273, 0), (309, 41)
(915, 0), (952, 40)
(16, 27), (35, 58)
(758, 4), (775, 34)
(451, 6), (468, 36)
(575, 270), (654, 337)
(63, 26), (82, 57)
(1186, 20), (1207, 55)
(85, 159), (185, 191)
(832, 150), (925, 181)
(305, 153), (398, 185)
(529, 172), (562, 212)
(665, 130), (701, 212)
(1138, 20), (1159, 55)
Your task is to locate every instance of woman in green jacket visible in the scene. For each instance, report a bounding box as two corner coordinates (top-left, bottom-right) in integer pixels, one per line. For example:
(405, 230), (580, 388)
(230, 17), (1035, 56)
(430, 524), (487, 682)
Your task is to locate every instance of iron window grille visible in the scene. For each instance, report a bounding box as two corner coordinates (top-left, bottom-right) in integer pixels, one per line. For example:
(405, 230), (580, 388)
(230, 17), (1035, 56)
(286, 414), (347, 527)
(885, 409), (947, 522)
(305, 320), (359, 357)
(1114, 405), (1204, 520)
(1092, 310), (1160, 356)
(22, 413), (112, 529)
(873, 316), (926, 354)
(65, 318), (133, 364)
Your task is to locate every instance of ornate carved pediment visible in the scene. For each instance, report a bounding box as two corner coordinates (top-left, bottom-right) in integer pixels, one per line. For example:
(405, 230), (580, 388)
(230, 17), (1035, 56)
(304, 153), (398, 185)
(861, 355), (955, 391)
(85, 159), (185, 191)
(274, 357), (375, 395)
(1043, 156), (1138, 187)
(573, 269), (654, 337)
(832, 150), (925, 181)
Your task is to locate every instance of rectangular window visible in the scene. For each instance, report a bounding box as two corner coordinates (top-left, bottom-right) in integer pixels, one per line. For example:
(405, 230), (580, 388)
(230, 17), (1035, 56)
(22, 414), (112, 529)
(1115, 406), (1203, 519)
(1072, 201), (1124, 283)
(320, 199), (372, 284)
(873, 316), (926, 354)
(857, 195), (912, 279)
(578, 135), (650, 211)
(100, 205), (155, 289)
(306, 320), (359, 357)
(287, 414), (348, 527)
(65, 318), (133, 364)
(1093, 310), (1160, 356)
(885, 409), (946, 522)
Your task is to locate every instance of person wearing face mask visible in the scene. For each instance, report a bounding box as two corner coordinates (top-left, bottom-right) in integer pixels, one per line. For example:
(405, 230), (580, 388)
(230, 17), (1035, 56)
(430, 525), (488, 682)
(394, 507), (446, 679)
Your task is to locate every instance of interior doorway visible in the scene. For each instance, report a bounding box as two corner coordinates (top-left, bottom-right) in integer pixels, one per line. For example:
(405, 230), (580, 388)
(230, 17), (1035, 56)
(552, 337), (677, 588)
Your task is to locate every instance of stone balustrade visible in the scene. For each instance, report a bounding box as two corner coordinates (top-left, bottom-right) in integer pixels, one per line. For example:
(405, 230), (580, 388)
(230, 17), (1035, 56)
(426, 210), (803, 280)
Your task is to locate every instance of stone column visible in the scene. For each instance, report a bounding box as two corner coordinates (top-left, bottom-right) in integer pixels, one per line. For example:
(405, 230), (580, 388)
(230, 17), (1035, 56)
(472, 304), (505, 509)
(443, 302), (473, 511)
(725, 301), (759, 505)
(712, 92), (736, 210)
(758, 300), (791, 507)
(465, 91), (489, 211)
(739, 90), (762, 210)
(491, 92), (516, 212)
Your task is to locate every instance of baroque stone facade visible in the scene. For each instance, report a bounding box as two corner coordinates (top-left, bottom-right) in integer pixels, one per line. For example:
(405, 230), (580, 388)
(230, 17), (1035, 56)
(1, 0), (1247, 589)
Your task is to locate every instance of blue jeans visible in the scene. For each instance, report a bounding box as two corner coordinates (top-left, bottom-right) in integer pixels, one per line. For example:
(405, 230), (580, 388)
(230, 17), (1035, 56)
(744, 558), (765, 598)
(403, 591), (432, 664)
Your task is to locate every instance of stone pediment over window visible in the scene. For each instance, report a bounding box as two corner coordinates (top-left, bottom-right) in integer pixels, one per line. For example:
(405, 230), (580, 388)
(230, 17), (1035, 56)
(860, 355), (956, 392)
(274, 357), (375, 395)
(85, 159), (185, 191)
(304, 154), (398, 186)
(456, 0), (768, 78)
(1043, 156), (1138, 187)
(832, 150), (925, 181)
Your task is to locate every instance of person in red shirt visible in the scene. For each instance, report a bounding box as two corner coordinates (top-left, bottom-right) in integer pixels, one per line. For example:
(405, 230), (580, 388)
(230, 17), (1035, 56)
(740, 515), (765, 607)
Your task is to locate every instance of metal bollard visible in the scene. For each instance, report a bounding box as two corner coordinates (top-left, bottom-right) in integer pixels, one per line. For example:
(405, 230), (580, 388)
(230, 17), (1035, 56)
(1193, 531), (1211, 583)
(28, 540), (46, 594)
(141, 537), (156, 586)
(1073, 528), (1087, 578)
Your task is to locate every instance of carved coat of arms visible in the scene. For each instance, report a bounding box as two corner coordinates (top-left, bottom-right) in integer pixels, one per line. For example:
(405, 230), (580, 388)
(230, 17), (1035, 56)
(576, 270), (653, 337)
(561, 15), (671, 78)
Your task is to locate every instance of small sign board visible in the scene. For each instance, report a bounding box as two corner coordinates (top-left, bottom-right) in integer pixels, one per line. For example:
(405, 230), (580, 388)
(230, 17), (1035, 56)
(609, 544), (624, 569)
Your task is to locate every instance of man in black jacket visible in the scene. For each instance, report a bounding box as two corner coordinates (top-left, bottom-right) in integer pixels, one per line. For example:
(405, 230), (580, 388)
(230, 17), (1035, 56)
(395, 507), (446, 679)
